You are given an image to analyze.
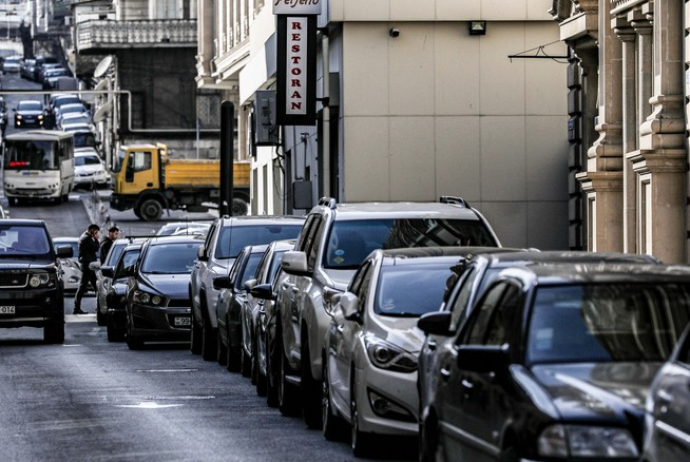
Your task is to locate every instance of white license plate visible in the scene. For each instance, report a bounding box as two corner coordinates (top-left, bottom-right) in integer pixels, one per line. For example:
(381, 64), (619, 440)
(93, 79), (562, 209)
(174, 317), (190, 327)
(0, 306), (16, 314)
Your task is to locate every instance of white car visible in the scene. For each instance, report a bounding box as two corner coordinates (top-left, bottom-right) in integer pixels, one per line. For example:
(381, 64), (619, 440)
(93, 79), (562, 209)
(322, 248), (469, 456)
(3, 56), (22, 73)
(74, 148), (110, 188)
(55, 103), (89, 125)
(53, 237), (81, 292)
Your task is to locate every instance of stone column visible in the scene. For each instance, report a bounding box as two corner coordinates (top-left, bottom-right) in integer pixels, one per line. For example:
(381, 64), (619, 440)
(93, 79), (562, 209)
(195, 0), (215, 85)
(614, 19), (636, 253)
(576, 0), (624, 252)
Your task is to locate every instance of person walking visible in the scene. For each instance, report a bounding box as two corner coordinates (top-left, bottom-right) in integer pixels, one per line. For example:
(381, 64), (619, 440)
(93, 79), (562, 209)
(74, 224), (100, 315)
(100, 226), (120, 264)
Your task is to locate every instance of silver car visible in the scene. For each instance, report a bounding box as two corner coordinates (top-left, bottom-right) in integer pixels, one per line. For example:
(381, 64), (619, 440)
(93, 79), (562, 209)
(52, 237), (81, 292)
(322, 247), (470, 456)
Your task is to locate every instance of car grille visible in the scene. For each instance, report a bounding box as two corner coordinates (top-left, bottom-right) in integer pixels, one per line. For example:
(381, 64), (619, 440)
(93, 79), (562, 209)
(167, 299), (191, 308)
(0, 273), (28, 288)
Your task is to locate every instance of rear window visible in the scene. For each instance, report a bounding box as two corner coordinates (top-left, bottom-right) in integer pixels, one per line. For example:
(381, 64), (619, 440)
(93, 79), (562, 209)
(375, 264), (454, 317)
(214, 224), (302, 259)
(141, 242), (203, 274)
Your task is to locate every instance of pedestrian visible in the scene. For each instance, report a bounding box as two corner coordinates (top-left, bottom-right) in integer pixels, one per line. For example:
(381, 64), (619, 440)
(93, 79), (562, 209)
(100, 226), (120, 263)
(74, 224), (100, 315)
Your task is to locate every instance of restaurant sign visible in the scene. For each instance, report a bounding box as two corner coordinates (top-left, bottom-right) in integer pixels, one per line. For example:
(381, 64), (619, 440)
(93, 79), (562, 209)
(273, 0), (322, 15)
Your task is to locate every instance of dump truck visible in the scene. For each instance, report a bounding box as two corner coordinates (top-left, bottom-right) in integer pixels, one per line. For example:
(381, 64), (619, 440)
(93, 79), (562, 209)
(109, 143), (250, 221)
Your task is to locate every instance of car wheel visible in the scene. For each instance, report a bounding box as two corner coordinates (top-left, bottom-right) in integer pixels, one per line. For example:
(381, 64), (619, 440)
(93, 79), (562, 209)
(216, 328), (227, 365)
(126, 316), (143, 350)
(190, 308), (202, 354)
(96, 299), (106, 326)
(322, 359), (344, 441)
(278, 339), (300, 416)
(201, 309), (216, 361)
(265, 330), (279, 408)
(138, 199), (162, 221)
(302, 338), (323, 429)
(106, 312), (124, 342)
(351, 372), (373, 457)
(44, 321), (64, 344)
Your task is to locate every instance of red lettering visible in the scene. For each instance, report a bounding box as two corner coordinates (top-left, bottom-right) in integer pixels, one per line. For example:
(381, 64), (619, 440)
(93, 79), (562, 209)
(291, 45), (301, 53)
(291, 102), (303, 110)
(290, 91), (303, 99)
(290, 79), (302, 87)
(291, 33), (301, 41)
(291, 22), (302, 30)
(291, 68), (302, 75)
(291, 56), (302, 65)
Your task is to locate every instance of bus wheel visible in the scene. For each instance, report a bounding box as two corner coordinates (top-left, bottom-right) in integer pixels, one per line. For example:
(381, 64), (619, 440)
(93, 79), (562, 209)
(138, 199), (163, 221)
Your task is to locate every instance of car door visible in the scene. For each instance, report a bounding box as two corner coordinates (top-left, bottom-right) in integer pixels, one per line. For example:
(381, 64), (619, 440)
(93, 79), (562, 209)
(331, 260), (372, 414)
(192, 222), (217, 315)
(439, 281), (522, 462)
(650, 331), (690, 461)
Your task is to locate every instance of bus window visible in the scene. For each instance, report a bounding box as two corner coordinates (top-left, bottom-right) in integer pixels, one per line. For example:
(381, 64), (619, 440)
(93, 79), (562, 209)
(4, 140), (57, 170)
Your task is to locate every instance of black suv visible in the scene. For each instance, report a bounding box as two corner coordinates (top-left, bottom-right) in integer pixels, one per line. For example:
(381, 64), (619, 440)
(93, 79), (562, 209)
(0, 220), (72, 343)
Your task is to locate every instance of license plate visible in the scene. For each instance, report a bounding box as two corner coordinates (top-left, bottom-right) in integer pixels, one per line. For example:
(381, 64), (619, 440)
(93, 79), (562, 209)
(174, 317), (190, 327)
(0, 306), (16, 314)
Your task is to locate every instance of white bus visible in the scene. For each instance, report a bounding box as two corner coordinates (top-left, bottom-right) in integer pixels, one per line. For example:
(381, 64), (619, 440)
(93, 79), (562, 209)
(2, 130), (75, 204)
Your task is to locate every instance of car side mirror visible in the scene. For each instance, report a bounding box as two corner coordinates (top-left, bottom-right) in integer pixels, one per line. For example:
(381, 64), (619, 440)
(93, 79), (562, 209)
(249, 283), (275, 300)
(281, 250), (309, 276)
(100, 266), (115, 278)
(244, 278), (257, 291)
(89, 261), (101, 271)
(213, 276), (233, 290)
(339, 292), (361, 322)
(456, 345), (509, 373)
(55, 245), (73, 259)
(197, 245), (208, 261)
(417, 311), (453, 336)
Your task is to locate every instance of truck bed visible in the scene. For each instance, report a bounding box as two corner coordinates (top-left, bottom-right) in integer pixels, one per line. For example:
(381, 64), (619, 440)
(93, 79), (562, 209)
(164, 160), (250, 189)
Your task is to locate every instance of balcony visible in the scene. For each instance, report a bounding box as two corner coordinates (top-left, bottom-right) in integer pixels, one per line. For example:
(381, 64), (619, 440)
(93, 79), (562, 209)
(77, 19), (197, 54)
(611, 0), (648, 15)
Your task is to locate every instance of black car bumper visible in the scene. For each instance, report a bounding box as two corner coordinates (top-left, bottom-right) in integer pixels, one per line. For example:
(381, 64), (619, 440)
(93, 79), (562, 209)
(0, 288), (64, 329)
(129, 302), (191, 342)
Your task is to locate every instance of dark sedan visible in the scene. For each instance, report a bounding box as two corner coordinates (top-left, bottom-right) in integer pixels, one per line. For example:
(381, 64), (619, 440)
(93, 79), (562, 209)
(101, 243), (143, 341)
(125, 235), (204, 349)
(642, 323), (690, 462)
(14, 100), (45, 128)
(418, 263), (690, 462)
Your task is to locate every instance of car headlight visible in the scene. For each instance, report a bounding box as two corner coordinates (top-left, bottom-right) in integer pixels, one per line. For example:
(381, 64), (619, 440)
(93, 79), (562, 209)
(363, 335), (417, 373)
(29, 273), (55, 288)
(538, 425), (638, 458)
(38, 114), (43, 120)
(16, 114), (22, 120)
(133, 290), (164, 306)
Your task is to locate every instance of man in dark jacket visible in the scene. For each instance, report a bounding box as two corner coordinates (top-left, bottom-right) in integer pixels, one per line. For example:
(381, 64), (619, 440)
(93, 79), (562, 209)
(100, 226), (119, 264)
(74, 224), (100, 315)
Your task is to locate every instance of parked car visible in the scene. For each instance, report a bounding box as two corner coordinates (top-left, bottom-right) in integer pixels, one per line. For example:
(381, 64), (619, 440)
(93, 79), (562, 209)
(54, 103), (89, 126)
(212, 244), (266, 373)
(0, 220), (71, 343)
(417, 250), (663, 451)
(642, 323), (690, 462)
(42, 68), (71, 90)
(189, 215), (305, 360)
(20, 58), (35, 80)
(125, 235), (204, 349)
(157, 221), (212, 237)
(52, 237), (81, 292)
(74, 148), (110, 189)
(93, 236), (149, 326)
(14, 100), (45, 128)
(417, 263), (690, 462)
(58, 113), (95, 132)
(322, 247), (478, 455)
(100, 242), (144, 341)
(3, 55), (22, 73)
(246, 239), (296, 402)
(275, 196), (500, 428)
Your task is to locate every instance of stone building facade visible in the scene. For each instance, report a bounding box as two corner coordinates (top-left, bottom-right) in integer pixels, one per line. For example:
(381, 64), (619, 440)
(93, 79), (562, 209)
(551, 0), (689, 263)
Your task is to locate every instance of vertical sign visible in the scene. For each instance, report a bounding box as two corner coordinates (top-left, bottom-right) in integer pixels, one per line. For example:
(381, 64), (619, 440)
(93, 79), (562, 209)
(276, 15), (316, 125)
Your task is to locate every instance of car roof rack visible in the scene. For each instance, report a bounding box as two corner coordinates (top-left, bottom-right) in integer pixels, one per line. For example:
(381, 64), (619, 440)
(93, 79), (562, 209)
(317, 196), (337, 209)
(439, 195), (470, 208)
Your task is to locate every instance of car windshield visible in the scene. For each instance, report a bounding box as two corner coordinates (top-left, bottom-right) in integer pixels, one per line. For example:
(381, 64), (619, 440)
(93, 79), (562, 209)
(527, 283), (690, 364)
(75, 155), (101, 167)
(73, 132), (96, 148)
(324, 219), (497, 269)
(0, 225), (50, 255)
(375, 264), (453, 317)
(141, 242), (203, 274)
(18, 101), (42, 111)
(214, 224), (302, 259)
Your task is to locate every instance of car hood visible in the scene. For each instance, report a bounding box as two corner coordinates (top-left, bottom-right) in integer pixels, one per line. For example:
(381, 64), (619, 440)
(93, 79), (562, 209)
(527, 362), (661, 421)
(322, 268), (356, 291)
(76, 164), (104, 174)
(368, 315), (425, 353)
(139, 273), (191, 298)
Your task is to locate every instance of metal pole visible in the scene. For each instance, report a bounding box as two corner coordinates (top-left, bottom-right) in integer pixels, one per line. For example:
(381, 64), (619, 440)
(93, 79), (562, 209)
(219, 101), (234, 216)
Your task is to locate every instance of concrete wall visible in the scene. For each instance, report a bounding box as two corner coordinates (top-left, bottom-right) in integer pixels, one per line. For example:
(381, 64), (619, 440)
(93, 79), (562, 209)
(340, 20), (569, 249)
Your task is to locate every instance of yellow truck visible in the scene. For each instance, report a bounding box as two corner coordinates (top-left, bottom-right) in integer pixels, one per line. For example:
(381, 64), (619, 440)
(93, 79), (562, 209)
(109, 143), (250, 221)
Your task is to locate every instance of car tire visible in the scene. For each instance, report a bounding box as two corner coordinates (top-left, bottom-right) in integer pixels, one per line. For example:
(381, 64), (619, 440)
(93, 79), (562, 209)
(302, 338), (323, 429)
(126, 317), (143, 350)
(137, 199), (163, 222)
(201, 309), (216, 361)
(44, 321), (64, 344)
(216, 328), (227, 365)
(190, 305), (202, 354)
(351, 371), (373, 457)
(96, 299), (106, 326)
(322, 359), (344, 441)
(278, 339), (301, 417)
(106, 312), (124, 342)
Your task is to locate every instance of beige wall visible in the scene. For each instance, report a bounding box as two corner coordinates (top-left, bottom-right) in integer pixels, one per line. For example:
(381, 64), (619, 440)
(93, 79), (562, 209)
(341, 20), (569, 249)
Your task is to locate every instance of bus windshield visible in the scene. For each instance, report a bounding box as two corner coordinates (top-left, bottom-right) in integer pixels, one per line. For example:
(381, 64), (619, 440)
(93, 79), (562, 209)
(4, 140), (58, 170)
